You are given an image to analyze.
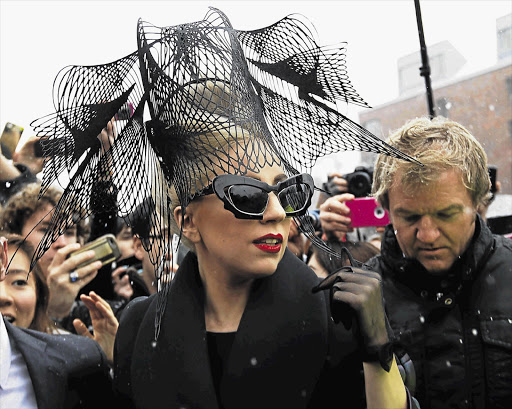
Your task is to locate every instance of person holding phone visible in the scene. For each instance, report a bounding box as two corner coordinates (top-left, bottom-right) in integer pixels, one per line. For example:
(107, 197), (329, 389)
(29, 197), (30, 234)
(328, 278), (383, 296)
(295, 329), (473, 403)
(0, 233), (118, 360)
(0, 234), (118, 409)
(0, 183), (102, 323)
(26, 9), (423, 409)
(0, 182), (127, 344)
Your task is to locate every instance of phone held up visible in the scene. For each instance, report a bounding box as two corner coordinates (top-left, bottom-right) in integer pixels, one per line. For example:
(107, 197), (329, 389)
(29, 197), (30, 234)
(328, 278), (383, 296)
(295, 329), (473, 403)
(0, 122), (24, 160)
(69, 234), (122, 269)
(346, 197), (390, 228)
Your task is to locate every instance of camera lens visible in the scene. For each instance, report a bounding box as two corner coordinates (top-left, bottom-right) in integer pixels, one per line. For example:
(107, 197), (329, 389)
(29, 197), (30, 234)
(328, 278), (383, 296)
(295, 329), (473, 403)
(348, 172), (372, 197)
(374, 206), (386, 219)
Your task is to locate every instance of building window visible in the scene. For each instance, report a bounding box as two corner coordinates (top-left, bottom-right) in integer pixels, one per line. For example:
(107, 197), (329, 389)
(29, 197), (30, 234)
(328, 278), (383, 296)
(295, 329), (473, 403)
(506, 76), (512, 100)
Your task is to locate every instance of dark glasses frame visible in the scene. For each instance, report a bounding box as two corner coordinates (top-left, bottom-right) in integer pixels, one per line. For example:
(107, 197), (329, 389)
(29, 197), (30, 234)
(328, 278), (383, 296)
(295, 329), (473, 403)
(198, 173), (315, 220)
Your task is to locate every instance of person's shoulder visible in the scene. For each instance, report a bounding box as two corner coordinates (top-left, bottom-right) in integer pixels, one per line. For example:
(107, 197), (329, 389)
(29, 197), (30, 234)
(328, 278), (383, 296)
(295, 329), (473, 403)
(485, 233), (512, 273)
(493, 233), (512, 251)
(363, 254), (384, 274)
(118, 294), (155, 329)
(9, 325), (107, 368)
(24, 326), (103, 354)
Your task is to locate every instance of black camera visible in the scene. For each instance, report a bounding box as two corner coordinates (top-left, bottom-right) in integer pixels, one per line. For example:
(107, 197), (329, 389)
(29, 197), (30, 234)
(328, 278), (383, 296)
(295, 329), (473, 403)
(305, 210), (322, 231)
(322, 166), (373, 198)
(344, 166), (373, 197)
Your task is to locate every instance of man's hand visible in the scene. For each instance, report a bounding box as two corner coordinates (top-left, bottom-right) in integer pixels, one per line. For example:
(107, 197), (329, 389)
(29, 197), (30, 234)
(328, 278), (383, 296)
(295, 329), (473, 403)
(0, 143), (22, 181)
(111, 265), (134, 300)
(47, 243), (102, 319)
(326, 173), (349, 195)
(97, 119), (116, 155)
(73, 291), (119, 364)
(319, 193), (355, 241)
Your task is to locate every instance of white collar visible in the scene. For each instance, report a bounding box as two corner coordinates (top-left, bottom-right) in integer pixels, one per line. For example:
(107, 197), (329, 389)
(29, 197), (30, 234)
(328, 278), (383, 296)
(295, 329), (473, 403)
(0, 313), (13, 388)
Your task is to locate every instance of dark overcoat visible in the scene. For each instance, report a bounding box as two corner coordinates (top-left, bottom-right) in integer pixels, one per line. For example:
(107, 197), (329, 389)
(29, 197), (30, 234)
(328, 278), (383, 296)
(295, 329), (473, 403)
(5, 319), (116, 409)
(113, 249), (368, 409)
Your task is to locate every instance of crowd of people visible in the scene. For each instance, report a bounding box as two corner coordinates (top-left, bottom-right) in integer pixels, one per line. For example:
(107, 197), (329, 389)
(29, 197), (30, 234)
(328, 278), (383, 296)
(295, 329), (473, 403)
(1, 9), (511, 409)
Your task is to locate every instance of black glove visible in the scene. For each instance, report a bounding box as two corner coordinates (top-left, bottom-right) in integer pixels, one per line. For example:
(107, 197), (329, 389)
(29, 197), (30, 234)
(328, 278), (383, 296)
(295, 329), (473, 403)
(312, 266), (395, 371)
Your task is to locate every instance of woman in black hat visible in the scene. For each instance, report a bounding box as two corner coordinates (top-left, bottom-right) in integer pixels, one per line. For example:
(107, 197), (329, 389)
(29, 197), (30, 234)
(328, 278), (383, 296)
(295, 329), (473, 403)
(29, 8), (418, 409)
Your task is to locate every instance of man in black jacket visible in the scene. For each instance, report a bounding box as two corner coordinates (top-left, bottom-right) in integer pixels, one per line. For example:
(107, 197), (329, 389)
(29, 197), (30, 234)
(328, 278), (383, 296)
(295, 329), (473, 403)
(364, 117), (512, 409)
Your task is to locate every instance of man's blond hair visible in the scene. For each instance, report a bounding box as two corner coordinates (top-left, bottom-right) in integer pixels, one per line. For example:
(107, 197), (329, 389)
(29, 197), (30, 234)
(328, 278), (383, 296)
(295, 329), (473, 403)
(372, 117), (491, 210)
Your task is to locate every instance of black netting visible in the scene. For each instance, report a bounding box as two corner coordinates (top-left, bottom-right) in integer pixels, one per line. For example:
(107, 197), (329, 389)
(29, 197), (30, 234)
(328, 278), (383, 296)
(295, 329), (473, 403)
(29, 8), (419, 338)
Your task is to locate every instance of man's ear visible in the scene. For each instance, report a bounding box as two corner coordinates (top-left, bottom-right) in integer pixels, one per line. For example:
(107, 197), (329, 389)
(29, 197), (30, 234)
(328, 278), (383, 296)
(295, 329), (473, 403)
(174, 205), (201, 244)
(133, 236), (145, 261)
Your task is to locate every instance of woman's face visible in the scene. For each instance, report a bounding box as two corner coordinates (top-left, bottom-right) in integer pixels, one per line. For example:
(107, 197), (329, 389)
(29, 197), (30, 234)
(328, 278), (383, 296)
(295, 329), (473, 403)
(183, 162), (292, 283)
(0, 246), (37, 328)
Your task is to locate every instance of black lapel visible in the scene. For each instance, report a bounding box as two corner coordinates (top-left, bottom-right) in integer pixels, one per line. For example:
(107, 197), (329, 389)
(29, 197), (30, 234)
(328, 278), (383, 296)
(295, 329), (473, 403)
(221, 250), (328, 409)
(130, 250), (328, 409)
(131, 252), (218, 409)
(6, 322), (66, 409)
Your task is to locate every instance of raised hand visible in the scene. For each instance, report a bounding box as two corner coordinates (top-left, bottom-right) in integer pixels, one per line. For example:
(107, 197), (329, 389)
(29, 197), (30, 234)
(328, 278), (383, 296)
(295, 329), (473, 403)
(46, 243), (101, 319)
(73, 291), (119, 364)
(111, 265), (134, 300)
(319, 193), (355, 240)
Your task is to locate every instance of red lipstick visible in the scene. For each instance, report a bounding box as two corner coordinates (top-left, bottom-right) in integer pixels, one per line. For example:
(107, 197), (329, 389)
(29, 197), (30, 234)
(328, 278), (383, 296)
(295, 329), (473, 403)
(253, 233), (283, 253)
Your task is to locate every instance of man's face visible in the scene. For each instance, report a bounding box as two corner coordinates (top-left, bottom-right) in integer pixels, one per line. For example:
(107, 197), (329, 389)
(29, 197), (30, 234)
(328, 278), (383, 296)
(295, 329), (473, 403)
(116, 225), (135, 260)
(21, 203), (78, 277)
(387, 168), (477, 276)
(133, 229), (176, 295)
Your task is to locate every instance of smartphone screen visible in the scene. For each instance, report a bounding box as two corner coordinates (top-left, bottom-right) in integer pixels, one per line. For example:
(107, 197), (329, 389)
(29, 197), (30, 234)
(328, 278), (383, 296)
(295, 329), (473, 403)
(0, 122), (24, 160)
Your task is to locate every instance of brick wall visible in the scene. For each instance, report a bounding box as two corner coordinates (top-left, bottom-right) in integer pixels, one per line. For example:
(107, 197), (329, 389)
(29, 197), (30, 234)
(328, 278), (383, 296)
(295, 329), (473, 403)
(359, 64), (512, 194)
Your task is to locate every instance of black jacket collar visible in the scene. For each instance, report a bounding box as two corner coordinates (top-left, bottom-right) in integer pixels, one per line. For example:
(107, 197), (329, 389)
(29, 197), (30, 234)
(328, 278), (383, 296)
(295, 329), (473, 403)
(380, 214), (495, 302)
(130, 249), (329, 409)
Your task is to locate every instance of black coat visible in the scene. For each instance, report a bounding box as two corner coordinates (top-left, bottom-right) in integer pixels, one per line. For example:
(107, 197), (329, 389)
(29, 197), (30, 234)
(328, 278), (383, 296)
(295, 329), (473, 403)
(367, 215), (512, 409)
(113, 249), (371, 409)
(4, 319), (116, 409)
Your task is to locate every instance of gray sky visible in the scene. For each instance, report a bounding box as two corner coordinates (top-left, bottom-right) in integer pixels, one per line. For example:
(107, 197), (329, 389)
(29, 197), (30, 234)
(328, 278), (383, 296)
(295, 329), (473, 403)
(1, 0), (510, 176)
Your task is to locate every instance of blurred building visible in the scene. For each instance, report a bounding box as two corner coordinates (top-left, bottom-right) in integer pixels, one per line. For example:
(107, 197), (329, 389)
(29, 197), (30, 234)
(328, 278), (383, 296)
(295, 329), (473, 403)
(359, 13), (512, 197)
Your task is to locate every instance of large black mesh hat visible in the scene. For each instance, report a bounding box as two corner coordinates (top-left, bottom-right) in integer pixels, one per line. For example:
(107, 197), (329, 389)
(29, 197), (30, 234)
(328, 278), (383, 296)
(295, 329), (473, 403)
(29, 8), (418, 336)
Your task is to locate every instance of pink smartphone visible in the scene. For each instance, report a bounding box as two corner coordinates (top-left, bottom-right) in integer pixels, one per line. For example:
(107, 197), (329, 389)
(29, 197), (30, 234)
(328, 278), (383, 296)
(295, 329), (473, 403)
(346, 197), (389, 228)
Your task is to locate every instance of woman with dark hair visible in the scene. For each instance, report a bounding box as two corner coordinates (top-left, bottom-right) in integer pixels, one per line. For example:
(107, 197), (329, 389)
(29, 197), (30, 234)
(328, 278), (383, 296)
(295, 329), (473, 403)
(0, 233), (54, 334)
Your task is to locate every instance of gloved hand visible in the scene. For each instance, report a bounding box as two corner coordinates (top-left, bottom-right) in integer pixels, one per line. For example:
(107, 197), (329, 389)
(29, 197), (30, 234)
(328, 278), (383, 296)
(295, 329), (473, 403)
(312, 266), (395, 371)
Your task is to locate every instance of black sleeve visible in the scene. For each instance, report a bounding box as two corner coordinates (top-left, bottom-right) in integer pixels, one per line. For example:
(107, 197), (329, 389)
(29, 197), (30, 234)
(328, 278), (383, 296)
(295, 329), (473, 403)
(308, 293), (366, 409)
(67, 338), (120, 409)
(113, 296), (152, 408)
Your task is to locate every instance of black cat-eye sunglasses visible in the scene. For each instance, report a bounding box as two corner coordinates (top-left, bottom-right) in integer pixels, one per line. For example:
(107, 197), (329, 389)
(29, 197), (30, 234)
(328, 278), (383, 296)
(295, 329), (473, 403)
(196, 173), (315, 220)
